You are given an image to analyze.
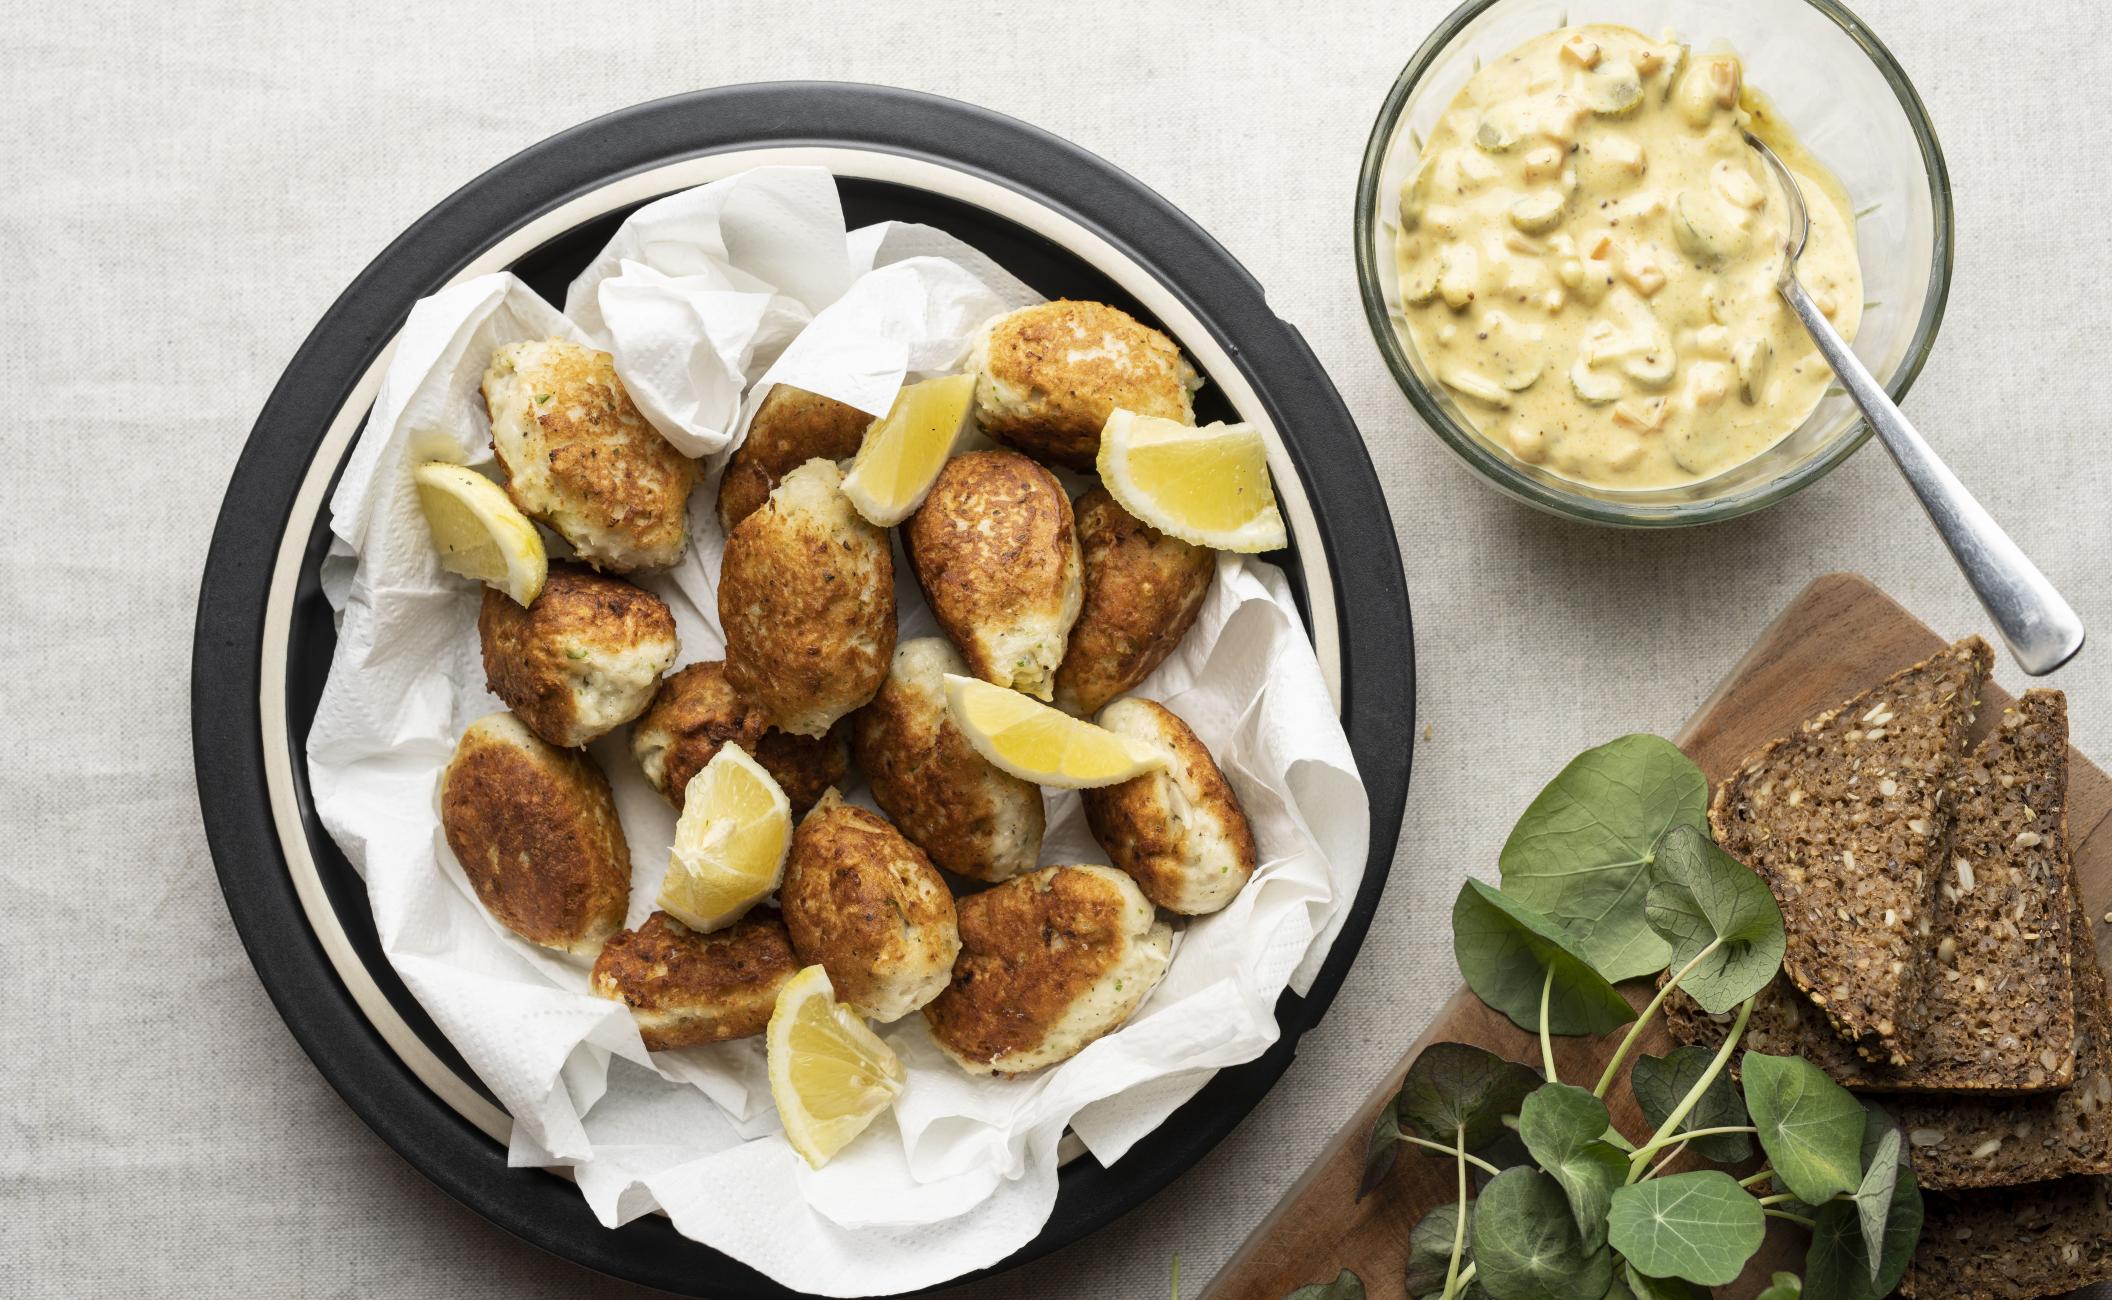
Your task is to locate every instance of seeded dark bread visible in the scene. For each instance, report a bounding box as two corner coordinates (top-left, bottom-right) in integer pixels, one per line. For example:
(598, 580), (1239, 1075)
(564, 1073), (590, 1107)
(1708, 637), (1991, 1062)
(1670, 689), (2078, 1096)
(1900, 1175), (2112, 1299)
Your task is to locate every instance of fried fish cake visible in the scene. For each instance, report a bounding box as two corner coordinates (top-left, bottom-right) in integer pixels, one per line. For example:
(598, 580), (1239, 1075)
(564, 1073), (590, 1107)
(903, 450), (1082, 701)
(439, 711), (630, 955)
(478, 563), (679, 749)
(630, 661), (847, 817)
(590, 910), (799, 1049)
(1053, 487), (1215, 717)
(716, 384), (874, 534)
(719, 458), (895, 738)
(924, 865), (1172, 1076)
(852, 638), (1044, 882)
(481, 338), (698, 571)
(779, 791), (960, 1022)
(968, 300), (1200, 470)
(1082, 699), (1257, 915)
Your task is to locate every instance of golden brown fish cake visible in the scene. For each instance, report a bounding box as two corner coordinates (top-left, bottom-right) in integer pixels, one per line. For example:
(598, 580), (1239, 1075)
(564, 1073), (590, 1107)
(778, 791), (959, 1022)
(1082, 698), (1257, 915)
(968, 300), (1200, 470)
(590, 910), (799, 1049)
(852, 637), (1044, 882)
(716, 384), (874, 534)
(630, 661), (846, 816)
(1053, 487), (1215, 716)
(439, 711), (630, 955)
(719, 459), (896, 738)
(481, 338), (697, 571)
(478, 563), (678, 749)
(924, 865), (1172, 1076)
(903, 450), (1082, 701)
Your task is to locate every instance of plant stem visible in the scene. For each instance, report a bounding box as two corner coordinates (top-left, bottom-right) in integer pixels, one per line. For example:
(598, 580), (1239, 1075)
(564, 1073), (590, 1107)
(1170, 1253), (1180, 1300)
(1764, 1208), (1817, 1229)
(1539, 965), (1559, 1084)
(1441, 1125), (1468, 1300)
(1632, 1125), (1757, 1162)
(1593, 938), (1723, 1098)
(1455, 1264), (1479, 1291)
(1643, 1137), (1691, 1181)
(1626, 996), (1754, 1184)
(1738, 1168), (1777, 1190)
(1402, 1136), (1503, 1176)
(1757, 1192), (1803, 1207)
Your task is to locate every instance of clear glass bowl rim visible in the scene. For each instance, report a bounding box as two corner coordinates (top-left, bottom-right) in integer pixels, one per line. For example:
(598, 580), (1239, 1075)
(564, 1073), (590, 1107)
(1354, 0), (1956, 527)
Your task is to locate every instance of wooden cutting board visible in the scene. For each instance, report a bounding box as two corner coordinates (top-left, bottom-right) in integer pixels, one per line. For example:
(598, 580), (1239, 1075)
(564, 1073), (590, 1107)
(1207, 573), (2112, 1300)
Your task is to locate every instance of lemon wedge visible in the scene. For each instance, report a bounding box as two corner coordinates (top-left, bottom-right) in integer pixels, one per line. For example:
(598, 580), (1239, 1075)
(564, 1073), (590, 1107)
(412, 461), (548, 605)
(840, 373), (979, 527)
(657, 744), (792, 932)
(942, 674), (1166, 789)
(1095, 409), (1288, 553)
(767, 964), (906, 1168)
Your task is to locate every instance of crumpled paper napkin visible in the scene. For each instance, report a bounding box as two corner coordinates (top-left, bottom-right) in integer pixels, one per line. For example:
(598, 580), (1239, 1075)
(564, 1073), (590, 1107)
(305, 164), (1369, 1296)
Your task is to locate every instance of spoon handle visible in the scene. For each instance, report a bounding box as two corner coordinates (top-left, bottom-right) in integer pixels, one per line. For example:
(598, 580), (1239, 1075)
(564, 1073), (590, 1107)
(1779, 277), (2085, 675)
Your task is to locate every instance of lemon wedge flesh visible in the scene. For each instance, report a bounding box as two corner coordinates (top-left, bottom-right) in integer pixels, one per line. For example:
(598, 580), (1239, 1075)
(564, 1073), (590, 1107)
(412, 461), (548, 605)
(1096, 409), (1288, 553)
(942, 674), (1166, 789)
(840, 372), (979, 526)
(767, 964), (906, 1168)
(657, 744), (792, 932)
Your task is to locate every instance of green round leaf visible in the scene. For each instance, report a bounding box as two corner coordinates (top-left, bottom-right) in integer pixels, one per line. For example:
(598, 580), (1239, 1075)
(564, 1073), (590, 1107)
(1806, 1162), (1921, 1300)
(1517, 1083), (1626, 1250)
(1471, 1168), (1614, 1300)
(1644, 826), (1786, 1013)
(1452, 881), (1638, 1036)
(1404, 1204), (1473, 1299)
(1396, 1042), (1545, 1152)
(1627, 1274), (1705, 1300)
(1287, 1270), (1367, 1300)
(1499, 735), (1707, 982)
(1357, 1108), (1403, 1202)
(1851, 1104), (1914, 1286)
(1741, 1053), (1867, 1206)
(1755, 1273), (1803, 1300)
(1630, 1046), (1753, 1162)
(1607, 1170), (1766, 1286)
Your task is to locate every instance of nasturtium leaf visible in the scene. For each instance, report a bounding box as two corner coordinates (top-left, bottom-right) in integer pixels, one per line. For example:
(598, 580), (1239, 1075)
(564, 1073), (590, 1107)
(1403, 1204), (1475, 1299)
(1606, 1170), (1766, 1286)
(1452, 880), (1638, 1036)
(1644, 825), (1786, 1013)
(1396, 1042), (1545, 1153)
(1742, 1053), (1866, 1206)
(1358, 1107), (1404, 1202)
(1498, 735), (1708, 981)
(1627, 1273), (1705, 1300)
(1630, 1046), (1753, 1162)
(1805, 1162), (1921, 1300)
(1287, 1270), (1367, 1300)
(1852, 1106), (1910, 1285)
(1471, 1168), (1613, 1300)
(1517, 1083), (1626, 1250)
(1755, 1273), (1803, 1300)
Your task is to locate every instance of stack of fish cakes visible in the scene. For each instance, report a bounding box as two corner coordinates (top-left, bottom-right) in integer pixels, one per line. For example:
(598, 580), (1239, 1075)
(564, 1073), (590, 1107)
(430, 301), (1282, 1103)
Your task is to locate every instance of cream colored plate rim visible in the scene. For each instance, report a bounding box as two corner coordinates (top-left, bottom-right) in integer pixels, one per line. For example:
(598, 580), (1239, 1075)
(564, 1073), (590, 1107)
(255, 145), (1345, 1160)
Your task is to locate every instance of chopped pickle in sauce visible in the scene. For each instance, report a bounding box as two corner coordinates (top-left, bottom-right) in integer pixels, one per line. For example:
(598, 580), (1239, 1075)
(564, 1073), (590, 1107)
(1394, 23), (1862, 490)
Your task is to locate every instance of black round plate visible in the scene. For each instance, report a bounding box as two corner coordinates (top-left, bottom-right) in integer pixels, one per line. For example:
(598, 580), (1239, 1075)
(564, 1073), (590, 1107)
(192, 83), (1413, 1297)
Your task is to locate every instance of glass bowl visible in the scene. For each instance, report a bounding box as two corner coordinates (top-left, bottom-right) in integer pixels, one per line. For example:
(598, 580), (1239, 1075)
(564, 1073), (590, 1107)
(1356, 0), (1953, 526)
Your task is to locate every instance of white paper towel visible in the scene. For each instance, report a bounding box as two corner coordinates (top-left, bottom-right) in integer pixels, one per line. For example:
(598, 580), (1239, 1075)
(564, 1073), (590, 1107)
(305, 165), (1370, 1296)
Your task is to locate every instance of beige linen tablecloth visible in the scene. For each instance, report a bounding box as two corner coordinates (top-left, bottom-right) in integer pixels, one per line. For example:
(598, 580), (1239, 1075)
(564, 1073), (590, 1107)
(5, 1), (2109, 1294)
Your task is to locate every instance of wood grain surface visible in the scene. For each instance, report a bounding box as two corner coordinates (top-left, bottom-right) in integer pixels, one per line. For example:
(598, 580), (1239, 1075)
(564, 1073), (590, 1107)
(1208, 573), (2112, 1300)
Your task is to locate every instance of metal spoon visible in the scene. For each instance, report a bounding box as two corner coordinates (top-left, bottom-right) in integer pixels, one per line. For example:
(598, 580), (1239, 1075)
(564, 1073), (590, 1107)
(1745, 132), (2085, 676)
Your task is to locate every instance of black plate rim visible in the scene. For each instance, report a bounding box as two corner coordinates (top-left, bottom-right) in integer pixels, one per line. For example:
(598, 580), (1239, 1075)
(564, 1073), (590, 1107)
(191, 81), (1414, 1297)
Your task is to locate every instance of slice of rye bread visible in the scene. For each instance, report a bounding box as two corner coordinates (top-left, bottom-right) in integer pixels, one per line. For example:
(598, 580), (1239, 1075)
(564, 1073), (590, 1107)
(1900, 1175), (2112, 1299)
(1668, 690), (2079, 1094)
(1709, 636), (1992, 1063)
